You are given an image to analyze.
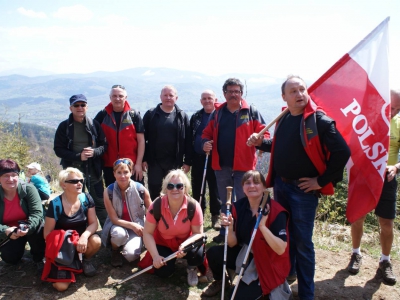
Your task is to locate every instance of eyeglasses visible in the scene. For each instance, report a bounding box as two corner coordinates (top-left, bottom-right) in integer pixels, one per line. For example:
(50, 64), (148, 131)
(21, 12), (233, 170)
(167, 183), (184, 190)
(65, 179), (84, 184)
(115, 159), (131, 166)
(112, 85), (125, 89)
(224, 90), (241, 95)
(72, 103), (87, 108)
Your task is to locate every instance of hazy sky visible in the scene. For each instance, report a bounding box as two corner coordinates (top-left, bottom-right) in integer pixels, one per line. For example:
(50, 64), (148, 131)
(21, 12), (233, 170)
(1, 0), (399, 85)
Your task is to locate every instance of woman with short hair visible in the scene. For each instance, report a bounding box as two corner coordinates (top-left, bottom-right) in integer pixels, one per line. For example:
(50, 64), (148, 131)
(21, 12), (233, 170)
(0, 159), (45, 268)
(101, 158), (152, 267)
(44, 167), (101, 291)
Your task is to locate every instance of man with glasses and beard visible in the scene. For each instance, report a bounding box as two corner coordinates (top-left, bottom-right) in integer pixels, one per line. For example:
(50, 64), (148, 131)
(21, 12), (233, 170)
(54, 94), (108, 227)
(202, 78), (268, 243)
(94, 85), (145, 187)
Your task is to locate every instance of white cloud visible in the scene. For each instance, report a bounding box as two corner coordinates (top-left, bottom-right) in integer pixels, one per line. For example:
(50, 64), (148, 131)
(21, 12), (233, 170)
(52, 5), (93, 22)
(17, 7), (47, 19)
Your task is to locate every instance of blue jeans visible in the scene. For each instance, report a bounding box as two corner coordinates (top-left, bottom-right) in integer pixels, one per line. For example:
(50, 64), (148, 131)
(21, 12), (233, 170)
(274, 176), (318, 300)
(214, 167), (246, 235)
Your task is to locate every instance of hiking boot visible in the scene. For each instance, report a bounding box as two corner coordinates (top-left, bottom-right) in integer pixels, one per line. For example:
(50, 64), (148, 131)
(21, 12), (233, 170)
(111, 249), (123, 267)
(187, 267), (198, 286)
(347, 253), (362, 274)
(211, 215), (221, 230)
(82, 259), (96, 277)
(377, 260), (397, 284)
(212, 234), (224, 244)
(36, 261), (44, 276)
(201, 280), (223, 297)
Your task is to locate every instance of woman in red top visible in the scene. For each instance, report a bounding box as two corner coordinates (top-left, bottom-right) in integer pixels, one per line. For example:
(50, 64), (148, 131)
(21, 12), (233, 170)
(143, 169), (204, 287)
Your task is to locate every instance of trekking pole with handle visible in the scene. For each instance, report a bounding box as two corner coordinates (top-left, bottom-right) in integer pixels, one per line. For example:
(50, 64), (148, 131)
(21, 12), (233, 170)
(221, 186), (233, 300)
(230, 191), (269, 300)
(198, 153), (209, 208)
(114, 234), (207, 286)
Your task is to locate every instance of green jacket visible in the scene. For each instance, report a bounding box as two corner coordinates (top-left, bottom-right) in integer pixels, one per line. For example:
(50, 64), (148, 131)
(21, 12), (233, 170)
(0, 182), (44, 243)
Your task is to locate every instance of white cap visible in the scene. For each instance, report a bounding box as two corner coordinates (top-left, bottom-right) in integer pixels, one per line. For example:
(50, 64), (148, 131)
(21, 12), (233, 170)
(26, 162), (41, 171)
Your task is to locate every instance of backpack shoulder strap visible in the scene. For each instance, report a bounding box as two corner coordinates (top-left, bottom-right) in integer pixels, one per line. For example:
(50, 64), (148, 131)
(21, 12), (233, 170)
(52, 196), (63, 222)
(149, 197), (169, 229)
(107, 183), (114, 201)
(134, 182), (145, 201)
(79, 193), (90, 214)
(182, 197), (197, 223)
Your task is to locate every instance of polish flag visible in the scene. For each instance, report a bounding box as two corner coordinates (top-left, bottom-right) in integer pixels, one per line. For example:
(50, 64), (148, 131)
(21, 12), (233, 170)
(308, 17), (390, 223)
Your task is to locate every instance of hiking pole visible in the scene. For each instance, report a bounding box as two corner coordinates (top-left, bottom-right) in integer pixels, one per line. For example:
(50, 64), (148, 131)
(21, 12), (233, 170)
(0, 227), (18, 248)
(255, 107), (289, 139)
(198, 153), (209, 208)
(221, 186), (233, 300)
(114, 234), (207, 287)
(230, 191), (269, 300)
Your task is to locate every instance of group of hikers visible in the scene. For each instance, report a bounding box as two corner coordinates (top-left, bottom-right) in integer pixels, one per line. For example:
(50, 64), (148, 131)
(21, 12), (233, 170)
(0, 76), (399, 299)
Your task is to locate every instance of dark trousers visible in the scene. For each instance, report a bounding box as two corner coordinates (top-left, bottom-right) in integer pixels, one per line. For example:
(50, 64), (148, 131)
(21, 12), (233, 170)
(206, 245), (263, 299)
(147, 160), (177, 200)
(0, 223), (45, 264)
(153, 243), (205, 278)
(191, 153), (221, 216)
(103, 167), (145, 187)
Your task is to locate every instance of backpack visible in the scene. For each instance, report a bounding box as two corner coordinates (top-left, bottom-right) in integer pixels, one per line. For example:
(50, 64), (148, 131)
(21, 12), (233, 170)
(52, 193), (90, 222)
(107, 182), (145, 204)
(150, 196), (197, 230)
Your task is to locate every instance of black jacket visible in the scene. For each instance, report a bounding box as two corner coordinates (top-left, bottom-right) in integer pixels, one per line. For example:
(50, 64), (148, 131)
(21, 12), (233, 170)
(143, 104), (192, 167)
(54, 114), (107, 177)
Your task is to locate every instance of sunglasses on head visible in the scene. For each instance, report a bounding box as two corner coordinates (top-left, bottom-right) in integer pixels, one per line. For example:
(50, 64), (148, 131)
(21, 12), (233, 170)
(167, 183), (184, 190)
(65, 179), (84, 184)
(115, 159), (131, 166)
(73, 103), (87, 108)
(112, 84), (125, 89)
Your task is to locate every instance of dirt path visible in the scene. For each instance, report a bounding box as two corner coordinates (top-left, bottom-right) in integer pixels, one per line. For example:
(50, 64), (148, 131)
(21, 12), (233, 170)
(0, 233), (398, 299)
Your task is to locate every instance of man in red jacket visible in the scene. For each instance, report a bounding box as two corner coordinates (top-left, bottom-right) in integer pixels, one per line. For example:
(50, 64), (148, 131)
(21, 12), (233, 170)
(94, 85), (145, 187)
(202, 78), (268, 243)
(248, 75), (350, 300)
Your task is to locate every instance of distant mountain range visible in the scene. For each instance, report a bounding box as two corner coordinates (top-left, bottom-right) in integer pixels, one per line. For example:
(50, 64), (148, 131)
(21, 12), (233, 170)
(0, 67), (291, 128)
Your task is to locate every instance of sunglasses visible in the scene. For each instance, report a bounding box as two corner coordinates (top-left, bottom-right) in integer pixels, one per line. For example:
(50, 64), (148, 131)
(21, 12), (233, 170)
(73, 103), (87, 108)
(115, 159), (131, 166)
(65, 179), (84, 184)
(167, 183), (184, 190)
(112, 84), (125, 89)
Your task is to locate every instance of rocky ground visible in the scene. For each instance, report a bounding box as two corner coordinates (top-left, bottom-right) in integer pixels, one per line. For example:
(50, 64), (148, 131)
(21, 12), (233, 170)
(0, 229), (399, 299)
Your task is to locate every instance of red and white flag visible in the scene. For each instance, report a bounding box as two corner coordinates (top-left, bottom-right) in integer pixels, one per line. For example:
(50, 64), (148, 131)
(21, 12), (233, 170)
(308, 17), (390, 223)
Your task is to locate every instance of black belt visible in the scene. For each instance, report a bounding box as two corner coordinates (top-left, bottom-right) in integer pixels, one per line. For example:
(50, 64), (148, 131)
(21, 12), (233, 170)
(280, 177), (321, 197)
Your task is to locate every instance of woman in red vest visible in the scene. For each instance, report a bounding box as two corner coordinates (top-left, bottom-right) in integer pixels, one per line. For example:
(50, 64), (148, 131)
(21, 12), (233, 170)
(202, 170), (291, 299)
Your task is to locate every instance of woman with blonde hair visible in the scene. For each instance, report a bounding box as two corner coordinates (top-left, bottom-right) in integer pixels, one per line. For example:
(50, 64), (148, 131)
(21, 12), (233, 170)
(101, 158), (152, 267)
(142, 169), (206, 287)
(43, 167), (101, 291)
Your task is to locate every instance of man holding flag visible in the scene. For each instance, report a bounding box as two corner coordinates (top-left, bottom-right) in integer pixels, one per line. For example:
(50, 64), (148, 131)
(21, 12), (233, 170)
(347, 89), (400, 284)
(247, 75), (350, 299)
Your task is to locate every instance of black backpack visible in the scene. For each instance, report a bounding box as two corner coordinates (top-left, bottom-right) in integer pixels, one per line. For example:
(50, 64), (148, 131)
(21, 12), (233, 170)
(150, 197), (197, 230)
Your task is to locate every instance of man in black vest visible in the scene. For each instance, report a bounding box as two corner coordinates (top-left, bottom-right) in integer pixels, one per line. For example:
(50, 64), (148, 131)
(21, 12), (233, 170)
(54, 94), (108, 227)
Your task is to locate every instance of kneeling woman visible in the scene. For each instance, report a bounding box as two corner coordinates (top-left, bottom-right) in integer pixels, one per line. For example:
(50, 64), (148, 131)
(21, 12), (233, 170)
(142, 169), (205, 287)
(0, 159), (45, 267)
(203, 170), (291, 299)
(101, 158), (152, 267)
(43, 168), (101, 291)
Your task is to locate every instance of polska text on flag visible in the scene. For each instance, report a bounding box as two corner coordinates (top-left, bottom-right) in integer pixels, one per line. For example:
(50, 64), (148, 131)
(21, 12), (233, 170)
(308, 17), (390, 223)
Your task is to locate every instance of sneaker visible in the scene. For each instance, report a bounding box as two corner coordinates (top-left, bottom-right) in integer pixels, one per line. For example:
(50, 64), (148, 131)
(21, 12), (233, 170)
(201, 280), (223, 297)
(82, 259), (96, 277)
(377, 260), (397, 284)
(111, 249), (123, 267)
(187, 267), (198, 286)
(211, 215), (221, 230)
(212, 234), (224, 244)
(347, 253), (362, 274)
